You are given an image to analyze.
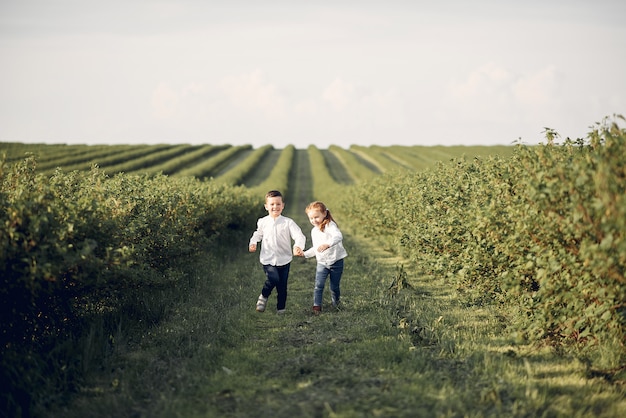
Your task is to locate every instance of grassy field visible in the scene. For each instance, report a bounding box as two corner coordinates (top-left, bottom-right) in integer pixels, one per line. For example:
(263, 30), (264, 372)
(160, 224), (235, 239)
(3, 140), (624, 417)
(46, 228), (625, 417)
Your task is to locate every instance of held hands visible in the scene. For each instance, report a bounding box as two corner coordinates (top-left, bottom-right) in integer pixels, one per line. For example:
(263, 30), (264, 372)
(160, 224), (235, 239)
(251, 244), (304, 256)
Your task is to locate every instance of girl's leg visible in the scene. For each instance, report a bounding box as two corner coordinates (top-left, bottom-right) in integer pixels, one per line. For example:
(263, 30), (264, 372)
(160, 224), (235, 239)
(329, 258), (344, 307)
(314, 263), (330, 307)
(275, 263), (291, 311)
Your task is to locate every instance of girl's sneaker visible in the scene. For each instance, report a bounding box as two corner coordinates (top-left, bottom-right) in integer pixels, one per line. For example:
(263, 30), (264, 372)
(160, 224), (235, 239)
(256, 295), (267, 312)
(312, 305), (321, 315)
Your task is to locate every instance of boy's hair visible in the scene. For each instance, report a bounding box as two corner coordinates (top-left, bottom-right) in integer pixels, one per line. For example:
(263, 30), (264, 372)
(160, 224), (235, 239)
(305, 201), (337, 232)
(265, 190), (283, 201)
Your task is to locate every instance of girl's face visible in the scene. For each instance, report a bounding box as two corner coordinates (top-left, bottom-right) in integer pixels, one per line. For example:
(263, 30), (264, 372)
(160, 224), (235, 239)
(265, 196), (285, 218)
(306, 208), (326, 228)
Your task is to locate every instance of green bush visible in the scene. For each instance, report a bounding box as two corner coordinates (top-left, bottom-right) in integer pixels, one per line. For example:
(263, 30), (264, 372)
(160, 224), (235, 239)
(500, 121), (625, 361)
(0, 158), (259, 416)
(341, 116), (625, 368)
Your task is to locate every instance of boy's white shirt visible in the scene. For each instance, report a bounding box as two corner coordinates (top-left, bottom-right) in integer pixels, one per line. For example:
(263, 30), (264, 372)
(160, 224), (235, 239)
(304, 221), (348, 267)
(249, 215), (306, 266)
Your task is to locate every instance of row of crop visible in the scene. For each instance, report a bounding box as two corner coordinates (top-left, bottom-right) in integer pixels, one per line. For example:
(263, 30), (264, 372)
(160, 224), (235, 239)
(0, 142), (239, 177)
(350, 145), (408, 173)
(328, 145), (380, 182)
(1, 156), (260, 413)
(326, 144), (517, 178)
(339, 117), (625, 371)
(217, 145), (273, 186)
(41, 144), (173, 174)
(1, 142), (518, 185)
(97, 144), (195, 174)
(307, 145), (343, 203)
(248, 145), (295, 197)
(36, 144), (148, 172)
(174, 145), (251, 178)
(407, 144), (514, 168)
(133, 144), (228, 176)
(23, 144), (139, 172)
(0, 142), (87, 162)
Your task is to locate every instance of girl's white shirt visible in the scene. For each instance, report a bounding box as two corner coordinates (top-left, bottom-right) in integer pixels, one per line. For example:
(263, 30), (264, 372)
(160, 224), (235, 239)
(249, 215), (306, 266)
(303, 221), (348, 267)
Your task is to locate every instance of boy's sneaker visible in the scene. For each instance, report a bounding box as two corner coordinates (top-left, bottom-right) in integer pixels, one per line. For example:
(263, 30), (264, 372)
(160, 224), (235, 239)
(256, 295), (267, 312)
(277, 309), (286, 315)
(312, 306), (321, 315)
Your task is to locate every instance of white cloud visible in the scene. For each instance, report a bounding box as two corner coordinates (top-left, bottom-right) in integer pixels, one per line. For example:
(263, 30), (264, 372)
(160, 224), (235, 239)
(319, 79), (404, 129)
(218, 70), (286, 119)
(512, 65), (560, 106)
(182, 82), (208, 96)
(322, 78), (355, 111)
(445, 62), (564, 122)
(151, 83), (179, 119)
(293, 99), (319, 116)
(447, 62), (514, 104)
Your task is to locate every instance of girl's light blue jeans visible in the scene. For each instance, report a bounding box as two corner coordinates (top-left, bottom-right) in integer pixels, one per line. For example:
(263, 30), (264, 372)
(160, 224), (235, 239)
(314, 258), (344, 307)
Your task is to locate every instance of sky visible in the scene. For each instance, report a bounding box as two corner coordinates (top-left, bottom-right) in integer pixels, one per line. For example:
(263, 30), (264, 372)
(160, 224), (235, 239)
(1, 0), (625, 149)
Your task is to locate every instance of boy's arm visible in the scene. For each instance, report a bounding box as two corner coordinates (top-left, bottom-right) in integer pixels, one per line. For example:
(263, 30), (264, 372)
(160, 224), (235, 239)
(249, 219), (264, 249)
(290, 221), (306, 252)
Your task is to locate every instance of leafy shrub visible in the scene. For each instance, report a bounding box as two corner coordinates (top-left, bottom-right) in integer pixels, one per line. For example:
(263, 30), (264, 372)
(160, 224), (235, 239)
(0, 158), (258, 415)
(341, 116), (625, 368)
(501, 121), (625, 361)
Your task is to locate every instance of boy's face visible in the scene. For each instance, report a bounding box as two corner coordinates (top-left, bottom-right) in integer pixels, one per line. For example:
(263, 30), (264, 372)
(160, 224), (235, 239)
(265, 196), (285, 218)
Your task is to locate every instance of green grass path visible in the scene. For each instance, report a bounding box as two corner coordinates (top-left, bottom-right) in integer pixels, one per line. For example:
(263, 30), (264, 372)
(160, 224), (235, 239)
(285, 149), (313, 223)
(52, 228), (625, 417)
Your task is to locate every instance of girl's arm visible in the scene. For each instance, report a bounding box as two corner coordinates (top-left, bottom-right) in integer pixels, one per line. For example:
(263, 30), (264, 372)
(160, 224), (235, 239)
(324, 222), (343, 247)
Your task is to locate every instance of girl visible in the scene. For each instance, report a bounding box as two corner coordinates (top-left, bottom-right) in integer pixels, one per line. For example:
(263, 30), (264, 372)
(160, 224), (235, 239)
(303, 201), (348, 313)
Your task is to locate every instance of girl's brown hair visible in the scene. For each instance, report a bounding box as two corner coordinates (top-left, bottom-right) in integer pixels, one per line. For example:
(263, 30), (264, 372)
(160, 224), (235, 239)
(305, 201), (337, 232)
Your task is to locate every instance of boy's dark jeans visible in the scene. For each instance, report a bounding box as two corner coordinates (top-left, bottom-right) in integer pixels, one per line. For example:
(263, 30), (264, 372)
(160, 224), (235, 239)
(261, 263), (291, 310)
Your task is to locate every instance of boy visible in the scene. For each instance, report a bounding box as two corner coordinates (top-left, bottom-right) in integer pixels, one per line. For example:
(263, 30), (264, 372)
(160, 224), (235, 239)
(249, 190), (305, 313)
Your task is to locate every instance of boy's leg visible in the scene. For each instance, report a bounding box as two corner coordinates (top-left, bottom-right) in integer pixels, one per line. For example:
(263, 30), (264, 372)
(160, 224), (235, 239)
(329, 258), (344, 306)
(261, 264), (280, 299)
(275, 263), (291, 311)
(314, 264), (330, 308)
